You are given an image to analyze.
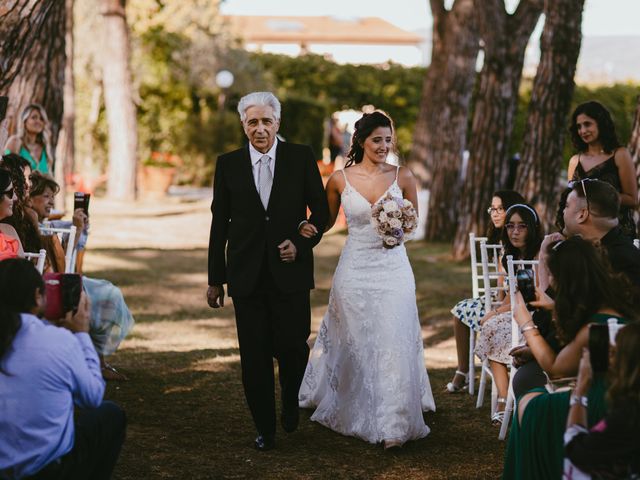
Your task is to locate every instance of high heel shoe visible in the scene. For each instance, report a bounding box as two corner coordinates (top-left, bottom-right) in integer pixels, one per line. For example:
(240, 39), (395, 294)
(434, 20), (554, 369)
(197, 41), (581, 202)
(491, 397), (507, 425)
(445, 370), (469, 393)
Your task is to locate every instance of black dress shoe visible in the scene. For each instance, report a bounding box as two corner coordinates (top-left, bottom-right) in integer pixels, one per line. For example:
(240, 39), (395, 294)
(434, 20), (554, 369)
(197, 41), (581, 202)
(281, 406), (299, 433)
(254, 434), (275, 451)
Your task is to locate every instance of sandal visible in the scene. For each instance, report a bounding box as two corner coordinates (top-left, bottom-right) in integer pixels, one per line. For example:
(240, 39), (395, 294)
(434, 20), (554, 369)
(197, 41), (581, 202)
(445, 370), (469, 393)
(492, 397), (507, 425)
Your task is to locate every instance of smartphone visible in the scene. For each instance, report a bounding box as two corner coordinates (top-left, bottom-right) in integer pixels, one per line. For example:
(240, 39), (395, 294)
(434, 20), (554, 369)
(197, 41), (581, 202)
(589, 323), (610, 374)
(61, 274), (83, 314)
(516, 269), (536, 304)
(73, 192), (90, 217)
(0, 96), (8, 122)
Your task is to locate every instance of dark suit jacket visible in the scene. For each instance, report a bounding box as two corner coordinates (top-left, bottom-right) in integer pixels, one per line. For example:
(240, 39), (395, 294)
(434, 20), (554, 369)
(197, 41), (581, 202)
(208, 141), (329, 297)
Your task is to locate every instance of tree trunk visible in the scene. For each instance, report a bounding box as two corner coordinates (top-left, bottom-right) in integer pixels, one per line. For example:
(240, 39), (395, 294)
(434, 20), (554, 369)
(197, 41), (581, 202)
(55, 0), (76, 209)
(514, 0), (584, 230)
(452, 0), (543, 259)
(0, 0), (66, 159)
(101, 0), (138, 200)
(408, 0), (479, 241)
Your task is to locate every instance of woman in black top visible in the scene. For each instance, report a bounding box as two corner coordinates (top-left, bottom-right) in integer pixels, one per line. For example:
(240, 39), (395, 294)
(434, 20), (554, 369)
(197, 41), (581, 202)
(567, 101), (637, 238)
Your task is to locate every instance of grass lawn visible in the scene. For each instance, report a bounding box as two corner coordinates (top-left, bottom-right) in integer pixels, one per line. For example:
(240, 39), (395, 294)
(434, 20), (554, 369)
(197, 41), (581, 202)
(86, 235), (507, 479)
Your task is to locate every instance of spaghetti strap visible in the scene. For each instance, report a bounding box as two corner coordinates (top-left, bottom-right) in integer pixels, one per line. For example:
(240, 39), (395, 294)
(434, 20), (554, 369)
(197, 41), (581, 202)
(395, 165), (400, 182)
(341, 168), (350, 186)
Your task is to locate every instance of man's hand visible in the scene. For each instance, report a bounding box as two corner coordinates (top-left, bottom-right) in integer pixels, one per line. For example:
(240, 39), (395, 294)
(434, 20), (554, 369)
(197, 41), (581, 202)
(540, 232), (566, 256)
(509, 345), (533, 368)
(207, 285), (225, 308)
(278, 239), (297, 263)
(59, 292), (91, 333)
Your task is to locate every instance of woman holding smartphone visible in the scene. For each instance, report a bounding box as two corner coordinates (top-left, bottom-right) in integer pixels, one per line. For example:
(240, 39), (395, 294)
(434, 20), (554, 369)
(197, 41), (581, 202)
(502, 236), (637, 480)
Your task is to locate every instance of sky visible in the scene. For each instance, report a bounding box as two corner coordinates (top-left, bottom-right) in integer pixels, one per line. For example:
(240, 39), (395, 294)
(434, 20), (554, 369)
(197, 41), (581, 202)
(220, 0), (640, 37)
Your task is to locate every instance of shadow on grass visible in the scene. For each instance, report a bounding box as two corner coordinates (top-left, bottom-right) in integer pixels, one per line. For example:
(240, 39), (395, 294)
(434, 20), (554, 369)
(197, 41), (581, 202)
(109, 349), (505, 480)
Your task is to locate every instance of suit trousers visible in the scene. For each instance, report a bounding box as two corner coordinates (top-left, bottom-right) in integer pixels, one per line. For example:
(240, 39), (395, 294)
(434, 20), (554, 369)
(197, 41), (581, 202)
(232, 257), (311, 436)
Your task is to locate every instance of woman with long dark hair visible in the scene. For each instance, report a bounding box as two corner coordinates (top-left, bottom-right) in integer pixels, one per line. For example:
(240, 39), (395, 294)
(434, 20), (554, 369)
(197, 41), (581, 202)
(446, 190), (526, 393)
(567, 101), (637, 238)
(503, 236), (637, 479)
(474, 204), (543, 425)
(298, 111), (435, 448)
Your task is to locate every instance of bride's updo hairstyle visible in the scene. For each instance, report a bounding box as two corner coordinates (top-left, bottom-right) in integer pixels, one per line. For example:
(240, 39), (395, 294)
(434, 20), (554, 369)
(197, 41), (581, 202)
(345, 111), (395, 167)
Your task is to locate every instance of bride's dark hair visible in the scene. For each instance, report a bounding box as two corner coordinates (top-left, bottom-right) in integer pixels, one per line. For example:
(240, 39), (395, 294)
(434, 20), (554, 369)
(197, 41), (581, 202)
(345, 111), (395, 167)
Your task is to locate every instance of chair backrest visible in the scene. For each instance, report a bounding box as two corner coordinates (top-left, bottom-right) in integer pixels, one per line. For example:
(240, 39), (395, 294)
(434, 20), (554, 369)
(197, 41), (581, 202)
(506, 256), (540, 350)
(469, 233), (488, 298)
(479, 239), (506, 313)
(23, 249), (47, 274)
(39, 225), (77, 273)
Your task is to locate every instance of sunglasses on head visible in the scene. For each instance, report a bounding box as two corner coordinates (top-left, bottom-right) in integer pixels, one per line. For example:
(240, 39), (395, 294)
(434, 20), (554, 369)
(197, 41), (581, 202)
(567, 178), (596, 211)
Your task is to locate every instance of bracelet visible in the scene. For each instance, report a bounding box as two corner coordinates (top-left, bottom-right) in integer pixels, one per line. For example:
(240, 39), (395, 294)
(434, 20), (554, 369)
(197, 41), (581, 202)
(521, 325), (538, 333)
(569, 394), (588, 407)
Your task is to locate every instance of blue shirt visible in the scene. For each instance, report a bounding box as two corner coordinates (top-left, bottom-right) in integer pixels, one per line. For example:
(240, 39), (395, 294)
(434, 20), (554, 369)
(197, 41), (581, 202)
(0, 314), (105, 479)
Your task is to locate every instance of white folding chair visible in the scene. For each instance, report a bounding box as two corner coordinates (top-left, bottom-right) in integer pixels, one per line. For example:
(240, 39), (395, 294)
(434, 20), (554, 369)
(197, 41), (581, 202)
(467, 233), (486, 395)
(39, 225), (77, 273)
(475, 239), (507, 414)
(23, 249), (47, 274)
(499, 255), (540, 440)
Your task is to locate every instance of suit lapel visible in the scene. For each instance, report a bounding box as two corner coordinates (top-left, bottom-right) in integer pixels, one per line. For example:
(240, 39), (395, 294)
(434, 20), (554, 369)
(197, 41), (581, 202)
(267, 141), (286, 212)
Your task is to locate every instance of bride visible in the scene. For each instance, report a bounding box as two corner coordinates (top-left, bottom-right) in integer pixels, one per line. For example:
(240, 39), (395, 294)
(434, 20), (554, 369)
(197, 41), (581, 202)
(297, 111), (435, 449)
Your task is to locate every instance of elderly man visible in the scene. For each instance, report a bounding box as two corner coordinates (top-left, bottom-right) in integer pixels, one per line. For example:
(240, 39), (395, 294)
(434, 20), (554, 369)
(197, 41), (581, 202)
(207, 92), (329, 450)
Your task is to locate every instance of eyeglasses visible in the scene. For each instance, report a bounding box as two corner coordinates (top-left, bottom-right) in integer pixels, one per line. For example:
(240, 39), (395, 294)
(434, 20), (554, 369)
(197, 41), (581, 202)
(487, 206), (505, 215)
(1, 188), (14, 199)
(506, 223), (528, 232)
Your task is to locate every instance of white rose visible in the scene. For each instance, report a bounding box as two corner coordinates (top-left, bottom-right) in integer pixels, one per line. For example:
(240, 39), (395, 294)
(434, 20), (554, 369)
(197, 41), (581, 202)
(389, 218), (402, 229)
(403, 199), (413, 208)
(384, 236), (398, 246)
(382, 200), (399, 213)
(379, 211), (388, 222)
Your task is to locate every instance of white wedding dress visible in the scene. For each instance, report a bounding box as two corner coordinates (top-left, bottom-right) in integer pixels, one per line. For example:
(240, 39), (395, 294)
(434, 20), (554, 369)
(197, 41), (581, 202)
(299, 167), (435, 445)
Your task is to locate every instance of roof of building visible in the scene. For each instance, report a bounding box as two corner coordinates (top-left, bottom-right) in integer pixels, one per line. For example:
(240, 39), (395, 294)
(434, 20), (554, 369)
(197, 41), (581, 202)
(222, 15), (422, 45)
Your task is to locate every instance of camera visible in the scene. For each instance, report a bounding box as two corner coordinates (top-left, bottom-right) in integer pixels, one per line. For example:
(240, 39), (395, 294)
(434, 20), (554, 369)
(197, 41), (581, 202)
(73, 192), (90, 217)
(588, 323), (609, 374)
(43, 273), (83, 321)
(516, 268), (536, 304)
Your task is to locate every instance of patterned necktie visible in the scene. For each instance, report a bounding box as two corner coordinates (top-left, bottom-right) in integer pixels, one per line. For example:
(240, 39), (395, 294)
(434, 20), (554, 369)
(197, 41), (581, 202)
(257, 154), (273, 209)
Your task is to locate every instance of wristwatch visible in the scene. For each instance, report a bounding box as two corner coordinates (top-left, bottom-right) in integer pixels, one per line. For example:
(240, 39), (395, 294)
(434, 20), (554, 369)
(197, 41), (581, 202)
(570, 394), (588, 407)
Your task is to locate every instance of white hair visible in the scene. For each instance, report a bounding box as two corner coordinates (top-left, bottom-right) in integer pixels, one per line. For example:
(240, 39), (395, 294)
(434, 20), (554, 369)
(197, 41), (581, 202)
(237, 92), (281, 122)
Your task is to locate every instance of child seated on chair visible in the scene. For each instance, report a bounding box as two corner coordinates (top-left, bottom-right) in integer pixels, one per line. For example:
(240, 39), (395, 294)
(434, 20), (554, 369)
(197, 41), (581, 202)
(474, 204), (542, 426)
(446, 190), (525, 393)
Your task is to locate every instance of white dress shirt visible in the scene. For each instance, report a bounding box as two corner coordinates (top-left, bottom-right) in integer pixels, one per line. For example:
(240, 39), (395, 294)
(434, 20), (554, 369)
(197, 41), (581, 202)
(249, 138), (278, 191)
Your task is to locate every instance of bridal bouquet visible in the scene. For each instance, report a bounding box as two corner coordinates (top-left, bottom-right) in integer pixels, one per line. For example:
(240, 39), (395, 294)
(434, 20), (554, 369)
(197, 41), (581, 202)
(371, 193), (418, 248)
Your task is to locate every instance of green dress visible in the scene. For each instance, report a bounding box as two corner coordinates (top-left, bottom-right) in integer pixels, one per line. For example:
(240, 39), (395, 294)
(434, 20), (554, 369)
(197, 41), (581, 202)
(502, 314), (627, 480)
(3, 146), (49, 174)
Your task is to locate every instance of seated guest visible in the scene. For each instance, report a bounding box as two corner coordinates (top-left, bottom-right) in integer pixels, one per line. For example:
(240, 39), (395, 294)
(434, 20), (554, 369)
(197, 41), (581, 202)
(446, 190), (525, 393)
(0, 258), (126, 479)
(474, 203), (542, 425)
(28, 172), (89, 267)
(0, 154), (40, 253)
(510, 179), (640, 398)
(0, 169), (23, 260)
(502, 236), (637, 480)
(564, 323), (640, 478)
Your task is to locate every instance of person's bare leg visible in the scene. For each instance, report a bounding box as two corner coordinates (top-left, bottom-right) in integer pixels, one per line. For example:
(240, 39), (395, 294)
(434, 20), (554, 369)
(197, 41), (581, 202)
(490, 360), (509, 424)
(446, 316), (470, 390)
